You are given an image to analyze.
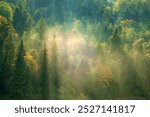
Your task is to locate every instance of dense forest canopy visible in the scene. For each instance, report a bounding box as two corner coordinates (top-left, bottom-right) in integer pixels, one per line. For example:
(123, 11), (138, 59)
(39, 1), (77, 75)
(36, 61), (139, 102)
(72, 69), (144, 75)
(0, 0), (150, 99)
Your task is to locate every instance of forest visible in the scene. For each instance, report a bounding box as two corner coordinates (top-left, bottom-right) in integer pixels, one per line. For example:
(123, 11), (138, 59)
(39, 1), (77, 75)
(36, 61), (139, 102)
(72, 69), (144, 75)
(0, 0), (150, 100)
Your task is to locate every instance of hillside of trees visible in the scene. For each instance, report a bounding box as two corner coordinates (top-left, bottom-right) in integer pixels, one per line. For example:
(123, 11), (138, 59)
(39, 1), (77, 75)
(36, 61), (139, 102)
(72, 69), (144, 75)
(0, 0), (150, 100)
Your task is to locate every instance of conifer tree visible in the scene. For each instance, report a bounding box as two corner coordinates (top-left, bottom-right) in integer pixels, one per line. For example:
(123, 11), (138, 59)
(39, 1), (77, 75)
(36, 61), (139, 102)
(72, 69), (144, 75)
(50, 35), (60, 100)
(111, 27), (122, 53)
(37, 18), (46, 40)
(13, 0), (31, 37)
(0, 16), (15, 99)
(0, 36), (15, 99)
(39, 43), (49, 100)
(13, 40), (32, 99)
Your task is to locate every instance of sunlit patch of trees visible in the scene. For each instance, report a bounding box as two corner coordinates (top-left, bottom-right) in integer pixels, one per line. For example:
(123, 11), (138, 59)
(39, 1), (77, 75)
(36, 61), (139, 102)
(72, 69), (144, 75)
(0, 0), (149, 99)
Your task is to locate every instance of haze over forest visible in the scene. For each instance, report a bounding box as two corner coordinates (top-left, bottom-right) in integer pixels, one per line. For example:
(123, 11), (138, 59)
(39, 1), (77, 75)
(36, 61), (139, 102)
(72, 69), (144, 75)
(0, 0), (150, 99)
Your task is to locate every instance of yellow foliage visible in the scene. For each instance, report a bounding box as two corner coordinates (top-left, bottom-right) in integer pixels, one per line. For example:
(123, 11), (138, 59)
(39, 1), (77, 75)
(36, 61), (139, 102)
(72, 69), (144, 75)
(120, 20), (133, 26)
(143, 41), (150, 58)
(0, 15), (14, 39)
(144, 31), (150, 37)
(115, 0), (122, 5)
(122, 27), (135, 40)
(98, 64), (112, 85)
(0, 15), (4, 21)
(74, 19), (81, 26)
(0, 15), (7, 27)
(114, 0), (122, 11)
(24, 52), (39, 73)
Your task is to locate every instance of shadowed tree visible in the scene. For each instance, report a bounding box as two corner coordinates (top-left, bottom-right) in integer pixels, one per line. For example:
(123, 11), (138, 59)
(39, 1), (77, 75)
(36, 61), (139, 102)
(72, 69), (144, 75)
(50, 35), (60, 100)
(0, 16), (15, 99)
(39, 43), (49, 100)
(111, 26), (123, 53)
(37, 17), (46, 40)
(13, 0), (31, 37)
(13, 40), (32, 99)
(0, 1), (13, 21)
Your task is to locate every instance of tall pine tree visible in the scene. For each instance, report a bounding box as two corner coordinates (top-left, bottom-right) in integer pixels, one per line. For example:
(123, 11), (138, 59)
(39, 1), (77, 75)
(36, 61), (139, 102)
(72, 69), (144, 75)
(13, 40), (32, 99)
(50, 35), (60, 100)
(39, 43), (49, 100)
(13, 0), (31, 37)
(111, 26), (123, 53)
(0, 16), (15, 99)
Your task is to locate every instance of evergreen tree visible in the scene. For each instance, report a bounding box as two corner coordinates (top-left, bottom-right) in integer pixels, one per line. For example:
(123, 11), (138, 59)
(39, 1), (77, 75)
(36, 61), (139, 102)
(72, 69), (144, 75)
(37, 18), (46, 40)
(39, 43), (49, 100)
(121, 55), (146, 99)
(0, 16), (15, 99)
(33, 9), (43, 22)
(13, 0), (31, 37)
(0, 36), (15, 99)
(111, 27), (123, 53)
(0, 1), (13, 21)
(50, 35), (60, 100)
(13, 40), (32, 99)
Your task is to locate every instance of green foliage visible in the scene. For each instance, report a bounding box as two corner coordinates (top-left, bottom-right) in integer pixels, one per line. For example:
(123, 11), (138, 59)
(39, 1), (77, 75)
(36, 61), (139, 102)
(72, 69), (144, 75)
(0, 1), (13, 21)
(117, 0), (150, 22)
(0, 16), (16, 99)
(39, 44), (49, 100)
(0, 0), (150, 100)
(36, 18), (46, 40)
(13, 40), (32, 99)
(33, 9), (42, 22)
(0, 16), (11, 39)
(13, 0), (31, 37)
(111, 26), (123, 53)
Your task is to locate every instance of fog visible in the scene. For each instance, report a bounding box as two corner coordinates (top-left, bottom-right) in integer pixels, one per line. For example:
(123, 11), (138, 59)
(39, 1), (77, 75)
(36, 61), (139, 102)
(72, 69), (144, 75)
(1, 0), (149, 100)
